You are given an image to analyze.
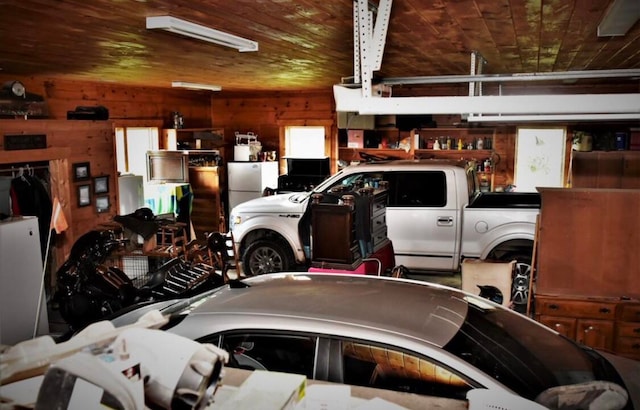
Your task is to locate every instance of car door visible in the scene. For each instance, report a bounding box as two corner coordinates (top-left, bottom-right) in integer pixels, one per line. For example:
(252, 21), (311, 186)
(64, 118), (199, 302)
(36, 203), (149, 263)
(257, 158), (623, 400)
(385, 170), (460, 271)
(201, 331), (319, 379)
(332, 337), (475, 400)
(197, 330), (476, 401)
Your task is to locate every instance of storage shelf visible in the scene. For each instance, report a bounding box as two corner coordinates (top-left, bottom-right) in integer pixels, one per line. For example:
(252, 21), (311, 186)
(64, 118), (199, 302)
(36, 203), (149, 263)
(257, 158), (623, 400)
(415, 149), (493, 159)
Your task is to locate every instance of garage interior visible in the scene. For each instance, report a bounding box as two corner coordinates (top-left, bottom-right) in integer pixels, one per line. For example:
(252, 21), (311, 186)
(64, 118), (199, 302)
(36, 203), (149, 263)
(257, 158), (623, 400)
(0, 0), (639, 407)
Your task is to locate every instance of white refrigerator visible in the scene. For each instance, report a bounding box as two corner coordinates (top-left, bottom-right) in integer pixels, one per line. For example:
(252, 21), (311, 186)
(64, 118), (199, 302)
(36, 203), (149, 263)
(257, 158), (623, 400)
(0, 216), (49, 345)
(118, 174), (144, 215)
(227, 161), (279, 211)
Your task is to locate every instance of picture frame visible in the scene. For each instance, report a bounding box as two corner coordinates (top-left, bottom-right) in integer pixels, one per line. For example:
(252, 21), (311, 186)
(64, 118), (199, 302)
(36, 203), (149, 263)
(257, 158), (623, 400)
(94, 175), (109, 194)
(95, 195), (111, 213)
(78, 184), (91, 207)
(73, 162), (91, 181)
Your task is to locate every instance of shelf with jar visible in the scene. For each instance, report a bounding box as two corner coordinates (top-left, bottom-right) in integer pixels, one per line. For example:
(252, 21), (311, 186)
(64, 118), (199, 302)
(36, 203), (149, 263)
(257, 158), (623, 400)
(338, 128), (415, 163)
(163, 128), (225, 150)
(413, 127), (495, 155)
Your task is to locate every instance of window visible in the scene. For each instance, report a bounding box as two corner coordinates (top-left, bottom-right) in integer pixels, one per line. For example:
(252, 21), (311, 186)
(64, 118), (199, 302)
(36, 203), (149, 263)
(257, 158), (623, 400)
(341, 340), (473, 400)
(218, 332), (317, 379)
(285, 126), (325, 159)
(115, 127), (159, 181)
(387, 171), (447, 207)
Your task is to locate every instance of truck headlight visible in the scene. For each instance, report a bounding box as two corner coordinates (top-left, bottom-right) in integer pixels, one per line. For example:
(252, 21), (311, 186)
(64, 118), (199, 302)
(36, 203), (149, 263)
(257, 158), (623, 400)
(230, 214), (242, 229)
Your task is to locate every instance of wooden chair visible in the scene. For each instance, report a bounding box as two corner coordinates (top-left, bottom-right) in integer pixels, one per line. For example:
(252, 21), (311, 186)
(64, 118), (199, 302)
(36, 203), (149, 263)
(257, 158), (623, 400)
(207, 231), (242, 283)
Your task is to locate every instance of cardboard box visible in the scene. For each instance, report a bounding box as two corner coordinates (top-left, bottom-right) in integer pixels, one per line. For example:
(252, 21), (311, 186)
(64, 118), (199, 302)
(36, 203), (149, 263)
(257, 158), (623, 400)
(461, 259), (515, 306)
(216, 370), (306, 410)
(347, 130), (364, 148)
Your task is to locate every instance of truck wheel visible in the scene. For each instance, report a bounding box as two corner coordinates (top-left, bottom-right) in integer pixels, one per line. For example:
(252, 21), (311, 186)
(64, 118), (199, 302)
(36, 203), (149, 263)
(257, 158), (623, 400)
(242, 239), (294, 276)
(504, 253), (532, 309)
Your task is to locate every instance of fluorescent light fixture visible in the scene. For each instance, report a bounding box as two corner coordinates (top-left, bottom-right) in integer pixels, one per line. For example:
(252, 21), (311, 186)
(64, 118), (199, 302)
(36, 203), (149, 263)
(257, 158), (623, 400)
(146, 15), (258, 52)
(598, 0), (640, 37)
(467, 113), (640, 123)
(171, 81), (221, 91)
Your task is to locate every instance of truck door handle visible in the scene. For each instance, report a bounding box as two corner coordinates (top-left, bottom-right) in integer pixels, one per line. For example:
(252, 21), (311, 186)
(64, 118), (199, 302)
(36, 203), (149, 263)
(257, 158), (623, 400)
(437, 216), (453, 226)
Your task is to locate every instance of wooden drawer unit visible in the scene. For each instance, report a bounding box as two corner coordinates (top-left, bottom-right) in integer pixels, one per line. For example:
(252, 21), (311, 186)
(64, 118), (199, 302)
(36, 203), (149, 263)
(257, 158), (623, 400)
(536, 296), (640, 356)
(614, 302), (640, 360)
(617, 302), (640, 322)
(536, 298), (617, 320)
(576, 319), (615, 351)
(537, 315), (576, 339)
(535, 295), (617, 352)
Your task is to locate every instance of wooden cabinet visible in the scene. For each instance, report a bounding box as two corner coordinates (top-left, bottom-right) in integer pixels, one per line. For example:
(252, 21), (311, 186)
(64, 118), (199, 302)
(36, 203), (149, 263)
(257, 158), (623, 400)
(615, 302), (640, 360)
(571, 151), (640, 189)
(310, 186), (389, 270)
(311, 197), (361, 268)
(536, 295), (640, 359)
(536, 188), (640, 298)
(163, 128), (224, 150)
(535, 295), (618, 352)
(188, 166), (225, 240)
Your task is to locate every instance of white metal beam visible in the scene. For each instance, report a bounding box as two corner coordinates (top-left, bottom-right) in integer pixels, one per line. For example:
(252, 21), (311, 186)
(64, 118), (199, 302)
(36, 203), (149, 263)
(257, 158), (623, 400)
(333, 85), (640, 117)
(370, 0), (392, 71)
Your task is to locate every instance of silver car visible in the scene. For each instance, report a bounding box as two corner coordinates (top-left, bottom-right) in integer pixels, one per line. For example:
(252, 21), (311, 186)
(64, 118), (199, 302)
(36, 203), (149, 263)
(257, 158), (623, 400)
(111, 273), (639, 407)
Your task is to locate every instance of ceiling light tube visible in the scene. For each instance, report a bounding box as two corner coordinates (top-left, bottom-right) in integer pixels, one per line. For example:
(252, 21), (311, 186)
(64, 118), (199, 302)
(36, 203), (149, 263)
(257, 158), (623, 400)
(146, 16), (258, 52)
(467, 113), (640, 122)
(171, 81), (222, 91)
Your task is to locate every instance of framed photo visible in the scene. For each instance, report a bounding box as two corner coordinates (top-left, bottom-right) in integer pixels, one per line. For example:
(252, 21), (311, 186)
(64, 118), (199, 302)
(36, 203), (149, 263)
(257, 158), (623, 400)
(94, 175), (109, 194)
(78, 184), (91, 207)
(95, 195), (111, 213)
(73, 162), (91, 181)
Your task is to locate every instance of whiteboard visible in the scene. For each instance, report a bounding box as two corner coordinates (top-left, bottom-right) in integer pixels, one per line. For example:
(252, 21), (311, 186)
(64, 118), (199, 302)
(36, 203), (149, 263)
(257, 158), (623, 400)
(514, 127), (566, 192)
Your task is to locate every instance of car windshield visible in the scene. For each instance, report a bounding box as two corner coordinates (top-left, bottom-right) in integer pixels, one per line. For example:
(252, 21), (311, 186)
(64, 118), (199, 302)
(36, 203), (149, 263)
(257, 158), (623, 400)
(443, 295), (617, 400)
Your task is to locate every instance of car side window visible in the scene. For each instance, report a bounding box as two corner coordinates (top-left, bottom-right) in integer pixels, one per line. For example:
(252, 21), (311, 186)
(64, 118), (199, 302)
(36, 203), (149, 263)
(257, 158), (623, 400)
(387, 171), (447, 207)
(323, 171), (386, 194)
(215, 333), (317, 379)
(341, 340), (474, 400)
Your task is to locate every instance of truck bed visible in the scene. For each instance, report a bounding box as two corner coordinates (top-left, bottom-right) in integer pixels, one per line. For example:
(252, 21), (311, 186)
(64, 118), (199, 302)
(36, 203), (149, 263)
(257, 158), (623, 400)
(467, 192), (541, 209)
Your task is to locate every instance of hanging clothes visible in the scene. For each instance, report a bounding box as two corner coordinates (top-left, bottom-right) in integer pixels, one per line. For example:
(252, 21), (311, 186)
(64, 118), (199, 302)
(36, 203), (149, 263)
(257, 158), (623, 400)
(10, 172), (53, 260)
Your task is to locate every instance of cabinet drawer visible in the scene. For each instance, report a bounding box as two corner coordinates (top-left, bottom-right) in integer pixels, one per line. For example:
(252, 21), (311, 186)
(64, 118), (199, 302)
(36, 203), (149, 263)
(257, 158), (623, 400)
(536, 298), (616, 320)
(372, 213), (386, 230)
(576, 319), (615, 351)
(617, 303), (640, 322)
(614, 337), (640, 358)
(616, 322), (640, 338)
(538, 315), (576, 339)
(372, 200), (386, 215)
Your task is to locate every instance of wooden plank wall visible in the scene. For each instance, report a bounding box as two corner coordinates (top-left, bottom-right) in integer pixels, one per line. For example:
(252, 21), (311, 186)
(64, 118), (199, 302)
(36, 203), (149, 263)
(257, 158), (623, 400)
(0, 76), (213, 126)
(0, 120), (115, 284)
(211, 89), (337, 160)
(0, 76), (215, 277)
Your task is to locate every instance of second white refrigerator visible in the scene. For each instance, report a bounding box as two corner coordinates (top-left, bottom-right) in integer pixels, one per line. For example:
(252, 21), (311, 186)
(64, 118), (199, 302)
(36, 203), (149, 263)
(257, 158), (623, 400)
(227, 161), (279, 211)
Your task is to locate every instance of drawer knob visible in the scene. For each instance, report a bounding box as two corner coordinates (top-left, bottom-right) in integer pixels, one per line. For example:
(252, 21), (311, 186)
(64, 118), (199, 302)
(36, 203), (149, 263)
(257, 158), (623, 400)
(549, 304), (559, 310)
(599, 307), (611, 314)
(633, 328), (640, 334)
(632, 343), (640, 350)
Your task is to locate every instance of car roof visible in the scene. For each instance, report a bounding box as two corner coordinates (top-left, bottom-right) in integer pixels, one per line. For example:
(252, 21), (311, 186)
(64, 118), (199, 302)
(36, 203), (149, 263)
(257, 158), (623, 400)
(181, 273), (469, 347)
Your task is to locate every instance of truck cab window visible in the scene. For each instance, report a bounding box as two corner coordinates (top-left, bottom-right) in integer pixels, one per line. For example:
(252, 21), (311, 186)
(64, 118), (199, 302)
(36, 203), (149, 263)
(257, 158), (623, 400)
(387, 171), (447, 207)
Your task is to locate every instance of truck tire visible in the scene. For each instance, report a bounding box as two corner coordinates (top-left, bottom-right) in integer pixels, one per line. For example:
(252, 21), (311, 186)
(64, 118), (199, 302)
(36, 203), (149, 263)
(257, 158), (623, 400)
(502, 253), (532, 310)
(242, 239), (294, 276)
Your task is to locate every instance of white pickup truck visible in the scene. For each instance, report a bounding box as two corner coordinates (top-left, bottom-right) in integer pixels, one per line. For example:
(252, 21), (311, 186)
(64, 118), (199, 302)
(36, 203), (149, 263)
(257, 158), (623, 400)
(229, 160), (541, 305)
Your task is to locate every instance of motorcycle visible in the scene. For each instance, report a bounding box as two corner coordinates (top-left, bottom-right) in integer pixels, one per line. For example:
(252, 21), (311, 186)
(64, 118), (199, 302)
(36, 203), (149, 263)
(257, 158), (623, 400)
(53, 221), (227, 331)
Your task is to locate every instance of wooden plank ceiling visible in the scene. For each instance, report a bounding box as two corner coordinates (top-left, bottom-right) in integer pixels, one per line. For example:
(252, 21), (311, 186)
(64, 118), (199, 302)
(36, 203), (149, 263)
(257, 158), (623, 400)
(0, 0), (638, 92)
